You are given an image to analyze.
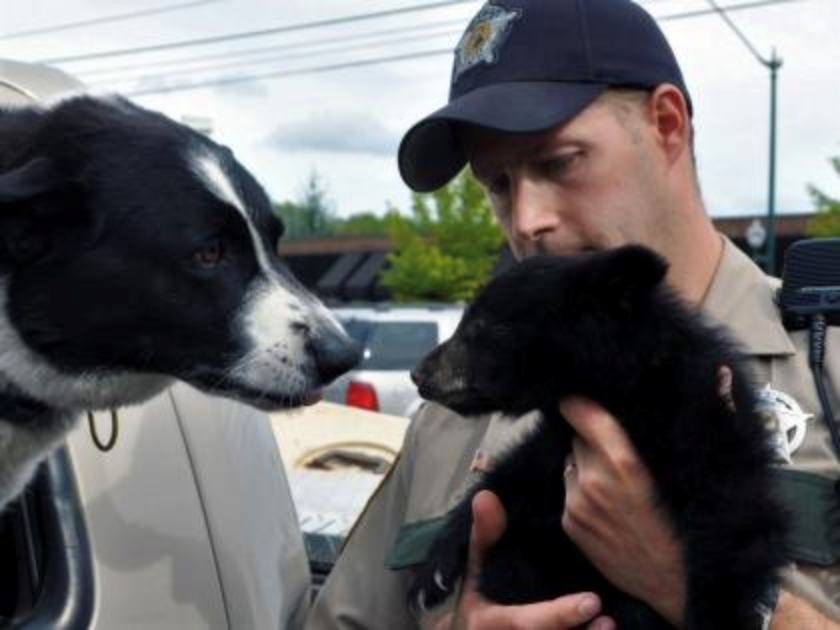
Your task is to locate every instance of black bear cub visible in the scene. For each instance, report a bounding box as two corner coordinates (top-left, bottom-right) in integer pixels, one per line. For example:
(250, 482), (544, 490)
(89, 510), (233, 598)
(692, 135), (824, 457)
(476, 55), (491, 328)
(410, 246), (788, 630)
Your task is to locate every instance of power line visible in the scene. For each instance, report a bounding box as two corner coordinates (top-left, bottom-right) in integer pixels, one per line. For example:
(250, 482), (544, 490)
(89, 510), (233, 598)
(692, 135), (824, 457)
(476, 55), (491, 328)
(658, 0), (806, 21)
(122, 48), (451, 97)
(76, 19), (464, 79)
(101, 0), (808, 98)
(38, 0), (476, 65)
(0, 0), (225, 41)
(701, 0), (769, 63)
(88, 27), (460, 88)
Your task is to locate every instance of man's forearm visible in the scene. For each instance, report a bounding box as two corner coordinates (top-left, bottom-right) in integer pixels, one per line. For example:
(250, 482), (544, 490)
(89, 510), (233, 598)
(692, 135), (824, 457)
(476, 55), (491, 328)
(770, 591), (840, 630)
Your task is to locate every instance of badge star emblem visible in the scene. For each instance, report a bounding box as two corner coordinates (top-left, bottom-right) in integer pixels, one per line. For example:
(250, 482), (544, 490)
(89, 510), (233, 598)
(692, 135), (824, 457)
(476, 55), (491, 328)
(452, 2), (521, 84)
(755, 385), (812, 464)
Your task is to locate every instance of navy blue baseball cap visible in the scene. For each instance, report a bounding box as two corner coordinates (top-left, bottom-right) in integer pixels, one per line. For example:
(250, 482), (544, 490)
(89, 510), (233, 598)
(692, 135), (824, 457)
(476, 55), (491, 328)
(398, 0), (692, 192)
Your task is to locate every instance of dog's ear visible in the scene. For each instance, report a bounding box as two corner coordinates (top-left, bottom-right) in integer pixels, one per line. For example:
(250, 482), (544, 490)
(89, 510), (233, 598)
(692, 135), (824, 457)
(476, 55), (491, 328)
(0, 157), (85, 265)
(587, 245), (668, 310)
(0, 157), (60, 204)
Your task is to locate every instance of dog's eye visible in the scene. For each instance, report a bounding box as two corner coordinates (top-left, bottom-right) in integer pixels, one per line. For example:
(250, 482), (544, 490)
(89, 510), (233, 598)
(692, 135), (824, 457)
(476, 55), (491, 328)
(194, 241), (225, 267)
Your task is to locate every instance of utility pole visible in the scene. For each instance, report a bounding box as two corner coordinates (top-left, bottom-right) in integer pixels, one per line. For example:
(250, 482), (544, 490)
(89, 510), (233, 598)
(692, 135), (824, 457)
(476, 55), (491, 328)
(705, 0), (782, 274)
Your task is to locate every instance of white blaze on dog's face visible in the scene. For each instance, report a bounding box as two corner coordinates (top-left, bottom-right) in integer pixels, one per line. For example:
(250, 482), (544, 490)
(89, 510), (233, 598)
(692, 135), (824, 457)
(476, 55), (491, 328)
(191, 148), (353, 404)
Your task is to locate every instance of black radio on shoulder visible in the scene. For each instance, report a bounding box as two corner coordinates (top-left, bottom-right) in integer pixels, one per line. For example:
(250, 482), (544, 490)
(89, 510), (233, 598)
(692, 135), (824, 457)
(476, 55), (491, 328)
(779, 237), (840, 460)
(779, 238), (840, 330)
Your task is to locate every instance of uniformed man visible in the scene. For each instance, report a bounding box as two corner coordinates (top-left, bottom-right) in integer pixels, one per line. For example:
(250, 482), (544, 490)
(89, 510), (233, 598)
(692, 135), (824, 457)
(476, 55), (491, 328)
(306, 0), (840, 628)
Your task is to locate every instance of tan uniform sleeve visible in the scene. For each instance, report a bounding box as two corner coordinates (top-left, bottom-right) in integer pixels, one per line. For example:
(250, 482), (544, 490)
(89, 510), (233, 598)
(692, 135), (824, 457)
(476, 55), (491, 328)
(304, 418), (420, 630)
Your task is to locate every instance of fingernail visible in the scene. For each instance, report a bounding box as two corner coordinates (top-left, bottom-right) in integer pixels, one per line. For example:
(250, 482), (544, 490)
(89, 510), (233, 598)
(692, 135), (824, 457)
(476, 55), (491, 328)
(577, 594), (601, 618)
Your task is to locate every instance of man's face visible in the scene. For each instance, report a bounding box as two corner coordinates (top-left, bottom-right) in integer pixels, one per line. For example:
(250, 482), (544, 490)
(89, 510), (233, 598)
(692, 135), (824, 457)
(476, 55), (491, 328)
(465, 93), (675, 260)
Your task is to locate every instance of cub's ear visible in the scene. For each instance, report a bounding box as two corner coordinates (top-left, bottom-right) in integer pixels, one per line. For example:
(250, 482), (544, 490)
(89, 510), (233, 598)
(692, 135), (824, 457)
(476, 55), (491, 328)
(0, 157), (60, 204)
(590, 245), (668, 308)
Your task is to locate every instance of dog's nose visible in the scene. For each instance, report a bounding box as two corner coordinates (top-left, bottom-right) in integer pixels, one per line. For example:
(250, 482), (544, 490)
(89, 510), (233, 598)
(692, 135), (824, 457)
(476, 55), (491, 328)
(309, 332), (362, 385)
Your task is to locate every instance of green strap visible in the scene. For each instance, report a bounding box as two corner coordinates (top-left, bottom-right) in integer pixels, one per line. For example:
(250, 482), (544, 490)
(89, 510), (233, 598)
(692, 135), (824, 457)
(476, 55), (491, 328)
(386, 516), (447, 570)
(775, 469), (840, 566)
(386, 470), (840, 571)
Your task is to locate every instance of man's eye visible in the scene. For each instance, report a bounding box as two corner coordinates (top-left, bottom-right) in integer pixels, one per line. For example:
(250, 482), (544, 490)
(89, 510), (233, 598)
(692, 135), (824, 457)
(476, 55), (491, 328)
(544, 152), (581, 177)
(194, 241), (225, 267)
(487, 174), (510, 196)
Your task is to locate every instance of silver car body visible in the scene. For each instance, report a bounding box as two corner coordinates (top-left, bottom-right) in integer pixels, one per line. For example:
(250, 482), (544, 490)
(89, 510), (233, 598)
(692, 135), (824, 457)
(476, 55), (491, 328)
(66, 385), (311, 629)
(323, 305), (465, 417)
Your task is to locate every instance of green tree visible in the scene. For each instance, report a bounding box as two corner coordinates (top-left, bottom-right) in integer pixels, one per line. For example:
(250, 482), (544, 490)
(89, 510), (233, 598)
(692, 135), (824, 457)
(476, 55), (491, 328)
(381, 171), (505, 302)
(333, 211), (388, 236)
(273, 170), (340, 240)
(807, 154), (840, 237)
(272, 200), (310, 240)
(298, 169), (336, 235)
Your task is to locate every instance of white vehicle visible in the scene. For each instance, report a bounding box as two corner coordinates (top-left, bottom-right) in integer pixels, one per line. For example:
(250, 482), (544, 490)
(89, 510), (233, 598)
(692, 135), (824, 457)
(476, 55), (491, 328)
(323, 304), (465, 417)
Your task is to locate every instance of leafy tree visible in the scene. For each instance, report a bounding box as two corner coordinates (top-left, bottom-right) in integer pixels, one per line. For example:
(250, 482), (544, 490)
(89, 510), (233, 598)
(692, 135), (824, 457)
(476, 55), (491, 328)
(333, 211), (388, 236)
(298, 169), (336, 235)
(272, 200), (310, 240)
(381, 171), (505, 302)
(807, 154), (840, 237)
(272, 170), (339, 240)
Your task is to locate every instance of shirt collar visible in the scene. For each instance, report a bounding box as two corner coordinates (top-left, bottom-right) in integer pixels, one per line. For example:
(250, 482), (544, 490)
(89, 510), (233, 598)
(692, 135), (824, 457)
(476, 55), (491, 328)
(701, 236), (796, 357)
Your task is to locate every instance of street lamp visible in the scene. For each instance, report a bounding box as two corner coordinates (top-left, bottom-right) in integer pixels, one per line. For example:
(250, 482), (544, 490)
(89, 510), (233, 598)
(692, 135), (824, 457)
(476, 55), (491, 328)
(705, 0), (782, 274)
(745, 218), (768, 263)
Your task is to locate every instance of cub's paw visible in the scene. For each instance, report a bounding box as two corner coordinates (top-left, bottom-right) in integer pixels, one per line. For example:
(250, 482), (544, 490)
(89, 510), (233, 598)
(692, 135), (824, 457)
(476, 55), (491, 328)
(408, 535), (469, 612)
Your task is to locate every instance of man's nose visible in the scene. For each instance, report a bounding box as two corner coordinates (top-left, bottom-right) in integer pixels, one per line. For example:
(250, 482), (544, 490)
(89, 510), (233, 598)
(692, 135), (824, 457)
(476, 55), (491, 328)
(510, 177), (559, 244)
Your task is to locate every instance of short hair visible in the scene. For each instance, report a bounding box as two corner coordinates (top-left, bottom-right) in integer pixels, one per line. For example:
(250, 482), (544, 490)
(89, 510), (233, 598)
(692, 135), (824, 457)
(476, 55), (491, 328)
(604, 87), (699, 185)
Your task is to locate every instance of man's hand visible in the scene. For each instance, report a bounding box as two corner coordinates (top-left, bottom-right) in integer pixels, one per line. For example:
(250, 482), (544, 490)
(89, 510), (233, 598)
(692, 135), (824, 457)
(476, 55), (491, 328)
(770, 591), (840, 629)
(434, 490), (616, 630)
(560, 397), (686, 626)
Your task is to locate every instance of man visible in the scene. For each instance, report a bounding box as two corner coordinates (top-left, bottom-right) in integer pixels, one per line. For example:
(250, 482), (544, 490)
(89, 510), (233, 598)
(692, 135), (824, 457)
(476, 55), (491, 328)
(306, 0), (840, 628)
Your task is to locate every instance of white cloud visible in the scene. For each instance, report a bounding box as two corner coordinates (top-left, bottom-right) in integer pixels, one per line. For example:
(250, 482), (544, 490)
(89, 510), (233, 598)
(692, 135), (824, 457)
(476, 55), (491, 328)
(267, 111), (398, 156)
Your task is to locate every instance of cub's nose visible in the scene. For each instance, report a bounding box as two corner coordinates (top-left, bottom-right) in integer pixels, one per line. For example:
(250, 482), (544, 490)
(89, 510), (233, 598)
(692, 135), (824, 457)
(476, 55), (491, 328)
(308, 330), (361, 385)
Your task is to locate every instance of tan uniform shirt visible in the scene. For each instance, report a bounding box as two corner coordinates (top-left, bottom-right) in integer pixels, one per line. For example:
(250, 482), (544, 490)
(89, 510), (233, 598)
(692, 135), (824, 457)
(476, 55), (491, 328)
(306, 238), (840, 628)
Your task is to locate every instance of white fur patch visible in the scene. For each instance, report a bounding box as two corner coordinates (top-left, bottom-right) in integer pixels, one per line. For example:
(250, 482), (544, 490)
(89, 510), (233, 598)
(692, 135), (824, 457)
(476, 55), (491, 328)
(192, 148), (247, 215)
(0, 410), (78, 510)
(190, 146), (350, 396)
(228, 277), (348, 396)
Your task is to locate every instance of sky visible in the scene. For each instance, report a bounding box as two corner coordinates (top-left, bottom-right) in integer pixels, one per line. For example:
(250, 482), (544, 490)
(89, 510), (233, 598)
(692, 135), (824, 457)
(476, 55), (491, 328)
(1, 0), (839, 221)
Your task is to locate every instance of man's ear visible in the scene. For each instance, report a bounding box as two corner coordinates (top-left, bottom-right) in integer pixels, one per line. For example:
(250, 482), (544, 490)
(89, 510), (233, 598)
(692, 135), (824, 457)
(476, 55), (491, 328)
(647, 84), (691, 166)
(0, 157), (61, 204)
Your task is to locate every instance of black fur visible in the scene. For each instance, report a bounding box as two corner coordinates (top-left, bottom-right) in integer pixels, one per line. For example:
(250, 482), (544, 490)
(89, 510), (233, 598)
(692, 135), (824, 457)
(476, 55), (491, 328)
(410, 246), (788, 630)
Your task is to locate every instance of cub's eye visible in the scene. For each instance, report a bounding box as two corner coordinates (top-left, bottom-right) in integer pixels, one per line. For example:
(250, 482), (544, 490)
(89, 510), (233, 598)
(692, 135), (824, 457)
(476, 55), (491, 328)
(464, 319), (486, 340)
(194, 241), (225, 267)
(491, 324), (508, 339)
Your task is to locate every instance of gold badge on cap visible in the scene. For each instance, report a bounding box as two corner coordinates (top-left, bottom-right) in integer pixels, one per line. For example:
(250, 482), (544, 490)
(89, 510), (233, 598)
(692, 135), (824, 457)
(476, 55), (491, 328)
(453, 2), (521, 83)
(755, 385), (812, 463)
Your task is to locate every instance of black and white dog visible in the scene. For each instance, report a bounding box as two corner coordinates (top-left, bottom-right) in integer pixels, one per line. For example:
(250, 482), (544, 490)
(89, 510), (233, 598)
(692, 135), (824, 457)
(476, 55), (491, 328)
(0, 95), (360, 508)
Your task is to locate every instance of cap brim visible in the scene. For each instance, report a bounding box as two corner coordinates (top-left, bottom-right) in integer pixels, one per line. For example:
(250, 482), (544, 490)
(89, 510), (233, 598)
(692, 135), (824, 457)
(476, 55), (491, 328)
(398, 82), (608, 192)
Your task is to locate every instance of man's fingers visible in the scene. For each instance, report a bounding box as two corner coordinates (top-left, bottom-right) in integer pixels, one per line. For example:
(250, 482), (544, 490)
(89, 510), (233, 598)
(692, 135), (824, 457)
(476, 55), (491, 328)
(498, 593), (608, 630)
(467, 490), (508, 581)
(560, 396), (635, 458)
(433, 612), (453, 630)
